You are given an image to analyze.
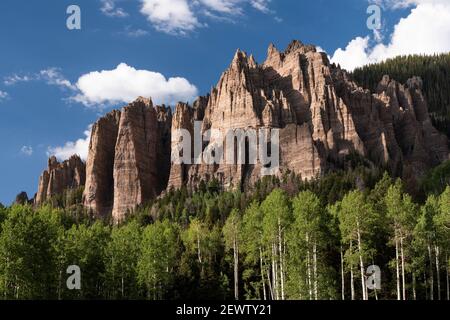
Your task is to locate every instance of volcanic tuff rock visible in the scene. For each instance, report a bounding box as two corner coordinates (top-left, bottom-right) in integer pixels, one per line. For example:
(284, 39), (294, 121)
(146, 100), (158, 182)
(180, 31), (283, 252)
(82, 97), (172, 221)
(168, 40), (448, 190)
(35, 155), (86, 205)
(33, 40), (449, 221)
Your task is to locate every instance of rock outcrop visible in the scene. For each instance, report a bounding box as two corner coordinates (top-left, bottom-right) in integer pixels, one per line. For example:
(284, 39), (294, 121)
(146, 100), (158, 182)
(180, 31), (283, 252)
(15, 192), (30, 205)
(35, 155), (85, 205)
(168, 40), (449, 191)
(83, 97), (172, 221)
(33, 40), (449, 221)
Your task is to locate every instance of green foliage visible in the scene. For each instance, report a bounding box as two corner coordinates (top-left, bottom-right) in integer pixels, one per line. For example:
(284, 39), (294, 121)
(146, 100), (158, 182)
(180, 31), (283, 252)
(0, 205), (62, 299)
(138, 220), (180, 300)
(104, 221), (142, 299)
(0, 171), (448, 300)
(421, 160), (450, 196)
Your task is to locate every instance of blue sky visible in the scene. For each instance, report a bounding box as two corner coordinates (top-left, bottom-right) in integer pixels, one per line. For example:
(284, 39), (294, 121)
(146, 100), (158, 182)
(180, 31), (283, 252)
(0, 0), (449, 204)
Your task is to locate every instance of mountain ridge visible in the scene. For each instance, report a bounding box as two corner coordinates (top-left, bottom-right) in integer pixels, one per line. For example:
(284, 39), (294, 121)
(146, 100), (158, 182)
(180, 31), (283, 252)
(31, 40), (449, 222)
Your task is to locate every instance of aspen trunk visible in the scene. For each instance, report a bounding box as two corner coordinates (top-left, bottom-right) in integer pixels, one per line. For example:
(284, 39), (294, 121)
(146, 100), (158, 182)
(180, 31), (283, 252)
(446, 253), (449, 301)
(341, 246), (345, 300)
(400, 235), (406, 300)
(306, 233), (312, 300)
(435, 245), (441, 300)
(266, 267), (274, 300)
(313, 241), (318, 300)
(350, 240), (355, 301)
(278, 219), (285, 300)
(272, 242), (278, 300)
(428, 243), (434, 300)
(233, 238), (239, 300)
(395, 232), (401, 300)
(356, 223), (366, 300)
(259, 247), (267, 300)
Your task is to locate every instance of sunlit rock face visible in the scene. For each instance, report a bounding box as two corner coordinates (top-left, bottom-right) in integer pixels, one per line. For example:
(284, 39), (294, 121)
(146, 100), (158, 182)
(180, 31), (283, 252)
(33, 40), (449, 221)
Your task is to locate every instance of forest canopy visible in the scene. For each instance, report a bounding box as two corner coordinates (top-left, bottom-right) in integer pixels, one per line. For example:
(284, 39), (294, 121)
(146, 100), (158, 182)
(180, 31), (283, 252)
(0, 166), (449, 300)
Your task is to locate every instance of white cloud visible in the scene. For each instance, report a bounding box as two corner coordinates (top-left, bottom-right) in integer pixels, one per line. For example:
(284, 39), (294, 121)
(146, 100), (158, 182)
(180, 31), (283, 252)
(20, 146), (33, 156)
(0, 90), (8, 100)
(47, 126), (92, 161)
(250, 0), (271, 13)
(100, 0), (128, 17)
(4, 74), (33, 86)
(139, 0), (274, 34)
(40, 68), (75, 90)
(331, 0), (450, 71)
(120, 26), (149, 37)
(4, 68), (74, 90)
(140, 0), (200, 35)
(73, 63), (198, 106)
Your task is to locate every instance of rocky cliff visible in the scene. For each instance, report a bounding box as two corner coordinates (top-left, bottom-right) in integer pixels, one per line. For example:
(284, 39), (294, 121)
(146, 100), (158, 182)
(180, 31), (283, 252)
(34, 155), (85, 205)
(33, 40), (449, 222)
(168, 40), (448, 191)
(82, 97), (172, 220)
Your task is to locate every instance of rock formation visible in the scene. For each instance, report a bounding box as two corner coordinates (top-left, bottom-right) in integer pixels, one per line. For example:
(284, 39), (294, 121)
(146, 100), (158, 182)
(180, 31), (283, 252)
(15, 191), (30, 205)
(83, 97), (172, 221)
(34, 155), (85, 205)
(168, 40), (449, 191)
(33, 40), (449, 221)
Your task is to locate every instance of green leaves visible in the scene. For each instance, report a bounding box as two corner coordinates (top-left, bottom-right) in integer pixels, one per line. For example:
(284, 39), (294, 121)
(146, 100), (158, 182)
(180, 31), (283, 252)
(138, 220), (180, 299)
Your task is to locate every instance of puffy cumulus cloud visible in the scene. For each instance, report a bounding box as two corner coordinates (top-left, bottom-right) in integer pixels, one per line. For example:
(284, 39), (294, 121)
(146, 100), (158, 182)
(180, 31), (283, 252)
(20, 146), (33, 156)
(140, 0), (200, 35)
(47, 126), (92, 161)
(73, 63), (198, 106)
(139, 0), (274, 35)
(331, 0), (450, 71)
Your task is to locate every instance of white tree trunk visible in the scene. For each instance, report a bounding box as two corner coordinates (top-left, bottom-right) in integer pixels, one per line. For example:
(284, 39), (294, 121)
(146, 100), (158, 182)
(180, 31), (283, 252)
(350, 240), (355, 301)
(395, 232), (401, 300)
(446, 253), (449, 301)
(313, 241), (318, 300)
(435, 245), (441, 300)
(357, 223), (366, 300)
(306, 233), (312, 300)
(428, 243), (434, 300)
(233, 238), (239, 300)
(341, 246), (345, 300)
(259, 247), (267, 300)
(278, 219), (285, 300)
(400, 235), (406, 300)
(272, 242), (279, 300)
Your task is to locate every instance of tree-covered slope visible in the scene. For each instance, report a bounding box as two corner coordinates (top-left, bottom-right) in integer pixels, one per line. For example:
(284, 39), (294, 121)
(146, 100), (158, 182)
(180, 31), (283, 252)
(0, 166), (449, 300)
